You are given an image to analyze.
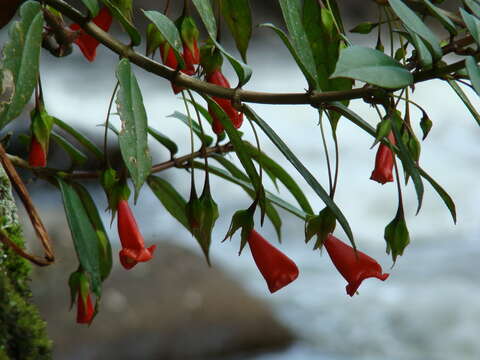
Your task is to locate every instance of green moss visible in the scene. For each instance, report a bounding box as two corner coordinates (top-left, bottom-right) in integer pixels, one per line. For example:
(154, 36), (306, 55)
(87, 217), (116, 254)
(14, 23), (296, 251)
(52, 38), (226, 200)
(0, 164), (52, 359)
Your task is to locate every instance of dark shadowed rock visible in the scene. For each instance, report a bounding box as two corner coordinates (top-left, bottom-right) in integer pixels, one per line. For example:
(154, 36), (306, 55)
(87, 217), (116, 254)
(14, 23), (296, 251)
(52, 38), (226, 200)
(30, 229), (294, 360)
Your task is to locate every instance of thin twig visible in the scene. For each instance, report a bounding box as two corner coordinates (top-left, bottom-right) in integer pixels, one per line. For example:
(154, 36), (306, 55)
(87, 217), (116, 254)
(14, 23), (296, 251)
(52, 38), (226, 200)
(0, 144), (55, 265)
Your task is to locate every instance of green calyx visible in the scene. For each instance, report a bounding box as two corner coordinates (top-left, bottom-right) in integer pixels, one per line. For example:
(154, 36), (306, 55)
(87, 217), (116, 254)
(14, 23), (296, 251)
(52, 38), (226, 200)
(224, 208), (254, 255)
(100, 168), (130, 216)
(305, 207), (336, 249)
(384, 210), (410, 263)
(146, 23), (166, 57)
(177, 15), (199, 55)
(200, 41), (223, 75)
(371, 117), (392, 148)
(68, 270), (89, 308)
(30, 102), (54, 153)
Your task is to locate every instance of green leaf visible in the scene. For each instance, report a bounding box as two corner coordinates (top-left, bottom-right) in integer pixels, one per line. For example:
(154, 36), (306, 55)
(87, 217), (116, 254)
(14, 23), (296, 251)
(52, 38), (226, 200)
(185, 98), (226, 142)
(192, 0), (252, 86)
(195, 159), (283, 242)
(465, 56), (480, 96)
(447, 78), (480, 126)
(81, 0), (100, 17)
(244, 105), (355, 247)
(331, 102), (454, 223)
(148, 127), (178, 158)
(74, 184), (113, 281)
(57, 178), (102, 296)
(51, 131), (88, 167)
(259, 23), (317, 90)
(147, 176), (189, 228)
(191, 0), (217, 38)
(203, 96), (263, 200)
(390, 111), (424, 214)
(102, 0), (141, 46)
(388, 0), (442, 60)
(418, 167), (456, 223)
(0, 1), (43, 129)
(278, 0), (318, 90)
(53, 117), (103, 160)
(197, 160), (307, 219)
(464, 0), (480, 18)
(221, 0), (252, 62)
(167, 111), (213, 146)
(350, 21), (378, 34)
(407, 29), (433, 69)
(116, 59), (152, 201)
(423, 0), (457, 35)
(461, 8), (480, 48)
(142, 10), (185, 68)
(303, 0), (352, 125)
(331, 46), (413, 89)
(243, 142), (314, 215)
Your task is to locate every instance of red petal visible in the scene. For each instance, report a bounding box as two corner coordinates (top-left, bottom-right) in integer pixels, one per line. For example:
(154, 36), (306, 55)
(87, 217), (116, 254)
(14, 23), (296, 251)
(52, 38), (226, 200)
(248, 230), (299, 293)
(70, 7), (112, 62)
(324, 234), (389, 297)
(28, 137), (47, 168)
(370, 132), (395, 184)
(117, 200), (156, 270)
(76, 293), (94, 324)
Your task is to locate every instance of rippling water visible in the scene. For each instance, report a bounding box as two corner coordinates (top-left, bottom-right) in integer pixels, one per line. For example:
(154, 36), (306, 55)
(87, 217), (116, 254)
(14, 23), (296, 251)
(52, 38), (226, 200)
(19, 38), (480, 359)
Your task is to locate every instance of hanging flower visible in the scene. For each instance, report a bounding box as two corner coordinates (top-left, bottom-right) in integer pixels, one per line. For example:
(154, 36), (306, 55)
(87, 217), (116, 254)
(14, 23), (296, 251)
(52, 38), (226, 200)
(324, 234), (389, 296)
(178, 15), (200, 74)
(247, 230), (299, 293)
(76, 291), (94, 324)
(117, 199), (156, 270)
(70, 7), (113, 62)
(159, 44), (195, 94)
(370, 131), (396, 184)
(28, 136), (47, 168)
(206, 69), (243, 134)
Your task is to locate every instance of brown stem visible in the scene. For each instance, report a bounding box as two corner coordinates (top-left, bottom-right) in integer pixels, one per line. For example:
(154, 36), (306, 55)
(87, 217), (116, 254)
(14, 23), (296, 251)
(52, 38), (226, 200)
(8, 144), (235, 180)
(0, 145), (55, 265)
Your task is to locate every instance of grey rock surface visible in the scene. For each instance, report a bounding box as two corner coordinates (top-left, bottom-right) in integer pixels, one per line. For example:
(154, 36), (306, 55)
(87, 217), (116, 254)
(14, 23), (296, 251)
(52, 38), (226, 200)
(30, 228), (294, 360)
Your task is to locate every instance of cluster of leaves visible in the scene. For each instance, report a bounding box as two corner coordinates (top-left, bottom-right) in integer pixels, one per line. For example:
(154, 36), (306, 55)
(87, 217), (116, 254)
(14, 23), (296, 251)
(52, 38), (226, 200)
(0, 0), (479, 321)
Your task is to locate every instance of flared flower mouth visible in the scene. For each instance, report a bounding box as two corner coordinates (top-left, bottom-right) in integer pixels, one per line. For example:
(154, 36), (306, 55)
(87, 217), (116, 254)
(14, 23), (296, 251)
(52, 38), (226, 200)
(345, 270), (390, 297)
(119, 245), (156, 270)
(324, 234), (389, 296)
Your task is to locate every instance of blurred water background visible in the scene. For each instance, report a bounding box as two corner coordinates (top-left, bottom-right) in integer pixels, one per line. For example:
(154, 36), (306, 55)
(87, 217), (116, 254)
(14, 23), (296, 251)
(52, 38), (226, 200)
(2, 0), (480, 359)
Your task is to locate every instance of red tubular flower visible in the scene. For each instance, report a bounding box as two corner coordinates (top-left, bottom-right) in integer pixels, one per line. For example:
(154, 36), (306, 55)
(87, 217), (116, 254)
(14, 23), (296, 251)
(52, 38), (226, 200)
(28, 136), (47, 168)
(70, 7), (113, 62)
(206, 70), (243, 134)
(370, 131), (396, 184)
(76, 292), (94, 324)
(117, 199), (156, 270)
(183, 41), (199, 74)
(247, 230), (299, 293)
(159, 45), (196, 94)
(324, 234), (389, 296)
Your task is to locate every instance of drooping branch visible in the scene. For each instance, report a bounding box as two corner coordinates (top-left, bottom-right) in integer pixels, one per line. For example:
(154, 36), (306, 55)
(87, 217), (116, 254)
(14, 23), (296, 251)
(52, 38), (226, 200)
(8, 143), (234, 180)
(43, 0), (475, 107)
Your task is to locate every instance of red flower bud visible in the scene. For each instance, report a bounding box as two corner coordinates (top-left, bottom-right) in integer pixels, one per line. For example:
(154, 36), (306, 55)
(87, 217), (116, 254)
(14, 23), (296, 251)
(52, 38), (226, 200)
(206, 70), (243, 134)
(76, 292), (94, 324)
(28, 136), (47, 168)
(183, 41), (199, 72)
(247, 230), (299, 293)
(370, 131), (396, 184)
(117, 199), (156, 270)
(159, 44), (196, 94)
(70, 7), (113, 62)
(324, 234), (389, 296)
